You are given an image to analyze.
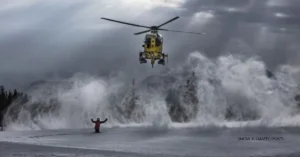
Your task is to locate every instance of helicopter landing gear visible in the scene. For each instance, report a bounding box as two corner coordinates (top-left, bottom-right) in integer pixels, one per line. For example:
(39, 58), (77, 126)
(140, 59), (147, 64)
(139, 52), (147, 64)
(158, 59), (165, 65)
(158, 53), (168, 65)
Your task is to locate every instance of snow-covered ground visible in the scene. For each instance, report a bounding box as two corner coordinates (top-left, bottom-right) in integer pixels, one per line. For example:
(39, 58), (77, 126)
(1, 126), (300, 157)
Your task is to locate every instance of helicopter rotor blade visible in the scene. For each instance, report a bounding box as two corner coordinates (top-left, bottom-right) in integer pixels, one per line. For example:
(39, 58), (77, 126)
(157, 16), (179, 28)
(134, 29), (151, 35)
(158, 28), (206, 35)
(101, 17), (151, 29)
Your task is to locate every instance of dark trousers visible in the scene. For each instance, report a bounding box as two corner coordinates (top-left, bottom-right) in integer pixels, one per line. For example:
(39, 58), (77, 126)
(95, 128), (99, 133)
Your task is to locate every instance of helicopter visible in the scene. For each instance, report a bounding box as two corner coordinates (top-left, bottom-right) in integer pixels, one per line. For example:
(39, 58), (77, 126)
(100, 16), (205, 68)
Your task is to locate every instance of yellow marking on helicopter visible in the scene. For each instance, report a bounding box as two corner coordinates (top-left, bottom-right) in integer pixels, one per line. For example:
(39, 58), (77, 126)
(101, 16), (205, 68)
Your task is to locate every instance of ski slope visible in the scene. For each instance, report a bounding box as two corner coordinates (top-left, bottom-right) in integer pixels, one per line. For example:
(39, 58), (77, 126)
(1, 126), (300, 157)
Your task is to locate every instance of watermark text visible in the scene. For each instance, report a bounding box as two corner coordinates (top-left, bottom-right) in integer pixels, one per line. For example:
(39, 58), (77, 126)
(238, 137), (284, 141)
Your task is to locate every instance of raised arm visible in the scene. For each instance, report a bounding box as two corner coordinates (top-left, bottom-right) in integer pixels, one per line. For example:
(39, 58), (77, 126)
(100, 118), (108, 123)
(91, 119), (95, 123)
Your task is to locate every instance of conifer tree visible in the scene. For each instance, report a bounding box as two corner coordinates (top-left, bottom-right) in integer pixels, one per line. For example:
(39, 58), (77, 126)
(0, 85), (27, 130)
(13, 89), (18, 98)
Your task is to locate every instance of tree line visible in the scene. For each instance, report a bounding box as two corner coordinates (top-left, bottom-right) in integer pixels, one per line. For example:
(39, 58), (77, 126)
(0, 85), (28, 130)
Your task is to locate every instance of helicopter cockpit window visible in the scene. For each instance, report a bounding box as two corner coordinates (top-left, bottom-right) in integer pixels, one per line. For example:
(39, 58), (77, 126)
(145, 35), (151, 48)
(155, 35), (163, 46)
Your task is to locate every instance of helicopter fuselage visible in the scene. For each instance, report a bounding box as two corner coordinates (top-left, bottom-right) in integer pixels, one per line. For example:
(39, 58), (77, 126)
(143, 33), (162, 58)
(139, 33), (168, 67)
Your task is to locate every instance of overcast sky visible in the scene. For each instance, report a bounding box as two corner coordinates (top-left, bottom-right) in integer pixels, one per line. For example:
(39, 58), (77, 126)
(0, 0), (300, 90)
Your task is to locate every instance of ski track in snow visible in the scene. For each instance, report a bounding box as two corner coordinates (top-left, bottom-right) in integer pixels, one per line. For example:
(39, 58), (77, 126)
(1, 126), (300, 157)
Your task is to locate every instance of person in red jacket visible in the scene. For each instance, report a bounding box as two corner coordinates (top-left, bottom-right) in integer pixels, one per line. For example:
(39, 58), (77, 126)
(91, 118), (108, 133)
